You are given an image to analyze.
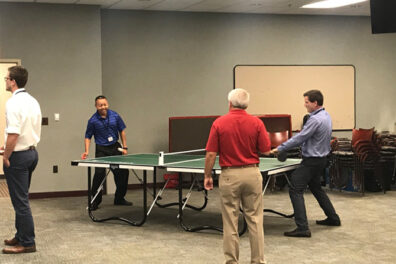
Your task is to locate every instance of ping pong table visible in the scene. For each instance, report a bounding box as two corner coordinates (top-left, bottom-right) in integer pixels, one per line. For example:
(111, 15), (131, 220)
(71, 153), (301, 233)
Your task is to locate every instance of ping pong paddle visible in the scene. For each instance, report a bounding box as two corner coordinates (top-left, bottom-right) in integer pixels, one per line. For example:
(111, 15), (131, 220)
(277, 151), (287, 162)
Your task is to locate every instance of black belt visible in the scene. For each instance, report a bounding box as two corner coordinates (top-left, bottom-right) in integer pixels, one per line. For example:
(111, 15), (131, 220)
(96, 143), (118, 148)
(15, 146), (35, 152)
(221, 164), (258, 170)
(302, 156), (327, 160)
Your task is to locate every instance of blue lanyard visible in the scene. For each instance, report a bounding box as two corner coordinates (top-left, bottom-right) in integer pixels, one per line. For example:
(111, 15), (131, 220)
(100, 115), (113, 137)
(312, 108), (325, 116)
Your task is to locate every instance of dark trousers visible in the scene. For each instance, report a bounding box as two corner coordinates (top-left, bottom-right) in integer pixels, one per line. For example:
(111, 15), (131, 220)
(4, 149), (38, 247)
(289, 157), (339, 231)
(91, 143), (129, 205)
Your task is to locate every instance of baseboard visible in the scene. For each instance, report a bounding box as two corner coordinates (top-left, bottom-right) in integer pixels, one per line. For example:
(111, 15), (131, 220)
(29, 183), (160, 199)
(127, 183), (161, 190)
(28, 180), (206, 200)
(29, 190), (88, 199)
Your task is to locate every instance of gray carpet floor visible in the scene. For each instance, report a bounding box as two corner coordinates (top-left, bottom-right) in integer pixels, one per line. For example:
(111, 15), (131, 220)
(1, 186), (395, 264)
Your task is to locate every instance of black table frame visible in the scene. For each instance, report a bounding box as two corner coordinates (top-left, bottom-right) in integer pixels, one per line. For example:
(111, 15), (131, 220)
(73, 160), (299, 233)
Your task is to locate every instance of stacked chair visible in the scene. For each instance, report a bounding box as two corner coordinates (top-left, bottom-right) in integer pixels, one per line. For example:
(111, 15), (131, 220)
(351, 128), (382, 193)
(329, 138), (360, 192)
(377, 132), (396, 190)
(329, 128), (396, 194)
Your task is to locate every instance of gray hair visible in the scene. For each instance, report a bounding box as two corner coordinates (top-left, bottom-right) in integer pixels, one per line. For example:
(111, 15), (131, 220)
(228, 88), (250, 109)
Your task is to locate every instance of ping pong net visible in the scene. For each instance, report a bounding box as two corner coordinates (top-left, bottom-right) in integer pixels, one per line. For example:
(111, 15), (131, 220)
(158, 149), (206, 166)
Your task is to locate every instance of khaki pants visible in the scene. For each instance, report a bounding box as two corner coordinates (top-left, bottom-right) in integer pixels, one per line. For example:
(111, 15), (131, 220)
(219, 167), (266, 264)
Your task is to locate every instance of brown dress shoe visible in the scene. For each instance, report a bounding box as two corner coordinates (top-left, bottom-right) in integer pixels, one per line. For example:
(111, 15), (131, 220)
(4, 238), (19, 246)
(284, 228), (311, 238)
(2, 244), (36, 254)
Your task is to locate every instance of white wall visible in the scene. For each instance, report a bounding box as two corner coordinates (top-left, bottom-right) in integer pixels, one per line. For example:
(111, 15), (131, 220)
(102, 10), (396, 151)
(1, 4), (395, 193)
(0, 3), (102, 192)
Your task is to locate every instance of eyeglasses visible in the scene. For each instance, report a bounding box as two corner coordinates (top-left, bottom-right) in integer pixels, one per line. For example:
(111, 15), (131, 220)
(4, 77), (12, 81)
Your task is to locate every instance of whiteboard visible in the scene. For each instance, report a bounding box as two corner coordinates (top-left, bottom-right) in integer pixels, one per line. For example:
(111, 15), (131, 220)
(234, 65), (355, 131)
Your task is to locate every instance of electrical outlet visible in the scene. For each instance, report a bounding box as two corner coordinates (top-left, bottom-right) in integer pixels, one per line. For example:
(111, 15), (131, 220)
(42, 117), (49, 126)
(53, 165), (58, 173)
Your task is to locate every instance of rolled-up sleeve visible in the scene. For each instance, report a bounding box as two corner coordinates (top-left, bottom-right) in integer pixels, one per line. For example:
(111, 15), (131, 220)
(5, 103), (21, 135)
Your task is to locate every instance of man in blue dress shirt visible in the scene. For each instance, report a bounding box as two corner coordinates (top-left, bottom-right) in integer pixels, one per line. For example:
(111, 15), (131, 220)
(81, 95), (131, 210)
(271, 90), (340, 237)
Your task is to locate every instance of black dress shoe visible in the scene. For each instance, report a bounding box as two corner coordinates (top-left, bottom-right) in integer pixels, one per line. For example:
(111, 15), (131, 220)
(114, 199), (133, 206)
(316, 218), (341, 226)
(284, 228), (311, 237)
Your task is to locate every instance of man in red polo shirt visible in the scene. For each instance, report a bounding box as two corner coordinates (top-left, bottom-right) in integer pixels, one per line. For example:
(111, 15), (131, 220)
(204, 88), (271, 264)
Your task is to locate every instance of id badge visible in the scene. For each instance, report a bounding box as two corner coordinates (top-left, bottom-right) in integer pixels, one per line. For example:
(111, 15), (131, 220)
(108, 136), (113, 142)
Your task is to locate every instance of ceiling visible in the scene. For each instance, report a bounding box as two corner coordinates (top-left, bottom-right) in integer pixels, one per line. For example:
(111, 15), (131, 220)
(0, 0), (371, 16)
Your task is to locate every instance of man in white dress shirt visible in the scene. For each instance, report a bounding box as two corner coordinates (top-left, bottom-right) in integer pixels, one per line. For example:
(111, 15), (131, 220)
(2, 66), (41, 254)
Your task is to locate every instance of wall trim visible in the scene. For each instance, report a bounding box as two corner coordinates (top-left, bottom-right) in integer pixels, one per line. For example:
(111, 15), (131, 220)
(29, 183), (159, 199)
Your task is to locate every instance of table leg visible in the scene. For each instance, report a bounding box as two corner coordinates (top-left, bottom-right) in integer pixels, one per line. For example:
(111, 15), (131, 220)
(87, 167), (148, 226)
(262, 173), (294, 218)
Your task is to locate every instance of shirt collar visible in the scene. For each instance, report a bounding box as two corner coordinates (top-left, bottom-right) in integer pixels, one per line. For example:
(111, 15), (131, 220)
(229, 108), (247, 114)
(310, 107), (324, 116)
(95, 109), (110, 119)
(12, 88), (26, 96)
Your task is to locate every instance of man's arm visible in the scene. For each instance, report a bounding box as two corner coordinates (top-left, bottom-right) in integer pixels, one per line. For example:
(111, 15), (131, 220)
(119, 130), (128, 155)
(81, 138), (91, 159)
(277, 117), (319, 153)
(2, 134), (19, 167)
(258, 120), (271, 156)
(82, 119), (95, 159)
(260, 150), (271, 156)
(204, 151), (217, 190)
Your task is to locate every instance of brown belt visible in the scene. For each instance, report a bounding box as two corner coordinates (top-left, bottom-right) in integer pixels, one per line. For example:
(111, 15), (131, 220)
(29, 146), (36, 150)
(221, 164), (258, 170)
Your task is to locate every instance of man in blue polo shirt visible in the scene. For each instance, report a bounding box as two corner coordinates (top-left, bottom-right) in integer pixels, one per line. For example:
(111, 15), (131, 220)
(81, 95), (131, 210)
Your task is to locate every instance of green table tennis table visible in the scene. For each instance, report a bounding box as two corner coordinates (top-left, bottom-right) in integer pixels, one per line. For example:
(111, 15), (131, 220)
(71, 153), (301, 233)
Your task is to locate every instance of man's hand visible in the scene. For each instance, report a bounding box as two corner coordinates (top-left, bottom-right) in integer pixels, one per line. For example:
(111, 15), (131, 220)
(121, 149), (128, 155)
(270, 148), (279, 155)
(204, 151), (217, 190)
(204, 176), (213, 190)
(3, 157), (10, 168)
(3, 134), (18, 167)
(81, 152), (89, 160)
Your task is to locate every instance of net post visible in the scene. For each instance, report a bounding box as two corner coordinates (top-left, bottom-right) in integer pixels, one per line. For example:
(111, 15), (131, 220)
(159, 151), (164, 166)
